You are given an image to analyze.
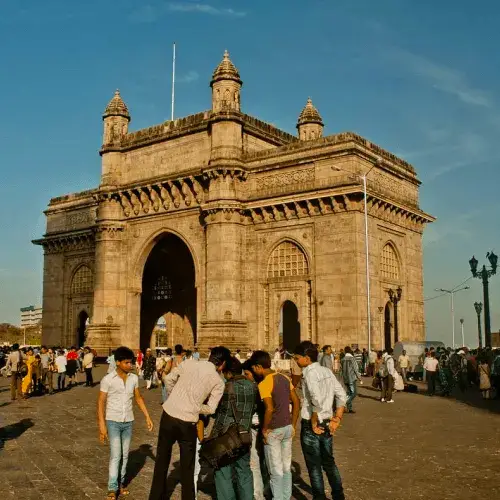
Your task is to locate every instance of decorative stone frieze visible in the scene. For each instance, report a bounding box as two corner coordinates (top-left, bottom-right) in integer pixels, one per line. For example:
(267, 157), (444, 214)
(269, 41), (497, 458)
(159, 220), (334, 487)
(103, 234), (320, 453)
(33, 230), (94, 254)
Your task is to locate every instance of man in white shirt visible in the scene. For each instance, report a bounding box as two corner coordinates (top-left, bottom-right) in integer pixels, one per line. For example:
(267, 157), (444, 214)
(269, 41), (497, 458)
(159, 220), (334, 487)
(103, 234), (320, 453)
(398, 350), (411, 383)
(98, 346), (153, 499)
(149, 346), (230, 500)
(55, 350), (67, 391)
(380, 349), (397, 403)
(423, 351), (439, 396)
(294, 341), (347, 500)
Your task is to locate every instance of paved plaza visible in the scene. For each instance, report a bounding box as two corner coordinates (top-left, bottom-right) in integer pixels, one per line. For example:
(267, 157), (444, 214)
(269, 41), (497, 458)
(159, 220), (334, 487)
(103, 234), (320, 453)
(1, 366), (499, 500)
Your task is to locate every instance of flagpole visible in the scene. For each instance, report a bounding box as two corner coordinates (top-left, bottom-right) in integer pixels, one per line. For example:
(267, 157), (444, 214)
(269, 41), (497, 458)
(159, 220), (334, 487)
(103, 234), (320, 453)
(171, 42), (176, 121)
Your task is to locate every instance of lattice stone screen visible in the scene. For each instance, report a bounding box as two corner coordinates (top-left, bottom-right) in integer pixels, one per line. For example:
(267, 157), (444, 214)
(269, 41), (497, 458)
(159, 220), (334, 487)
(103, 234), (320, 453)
(71, 266), (93, 294)
(268, 241), (309, 278)
(381, 244), (399, 280)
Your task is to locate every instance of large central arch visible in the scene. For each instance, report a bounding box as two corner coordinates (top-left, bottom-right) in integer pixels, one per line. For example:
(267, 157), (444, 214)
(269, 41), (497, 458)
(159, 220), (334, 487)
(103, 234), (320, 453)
(140, 233), (197, 351)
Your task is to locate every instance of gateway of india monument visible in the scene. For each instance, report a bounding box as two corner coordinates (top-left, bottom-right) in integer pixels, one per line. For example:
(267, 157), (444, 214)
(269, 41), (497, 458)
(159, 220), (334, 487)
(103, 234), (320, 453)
(34, 51), (434, 354)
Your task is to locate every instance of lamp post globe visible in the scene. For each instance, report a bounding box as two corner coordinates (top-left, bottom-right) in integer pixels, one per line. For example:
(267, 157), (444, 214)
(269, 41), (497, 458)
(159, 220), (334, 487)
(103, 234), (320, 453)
(469, 255), (479, 277)
(487, 251), (498, 274)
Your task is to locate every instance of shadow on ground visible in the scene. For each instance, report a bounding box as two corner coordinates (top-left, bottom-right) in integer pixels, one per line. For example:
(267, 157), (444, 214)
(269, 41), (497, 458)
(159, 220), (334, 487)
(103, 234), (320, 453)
(0, 418), (34, 450)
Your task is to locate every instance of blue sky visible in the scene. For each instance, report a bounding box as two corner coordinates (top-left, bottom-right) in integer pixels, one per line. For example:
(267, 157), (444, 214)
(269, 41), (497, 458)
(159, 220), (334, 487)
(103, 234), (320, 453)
(1, 0), (499, 346)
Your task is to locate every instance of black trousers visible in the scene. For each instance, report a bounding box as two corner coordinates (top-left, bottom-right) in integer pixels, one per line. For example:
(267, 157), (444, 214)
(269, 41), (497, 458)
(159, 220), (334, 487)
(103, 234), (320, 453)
(427, 371), (437, 395)
(149, 412), (197, 500)
(85, 368), (93, 386)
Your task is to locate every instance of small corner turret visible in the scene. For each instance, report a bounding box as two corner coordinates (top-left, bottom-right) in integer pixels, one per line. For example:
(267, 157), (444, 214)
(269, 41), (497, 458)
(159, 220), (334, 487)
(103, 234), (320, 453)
(102, 89), (130, 145)
(211, 50), (242, 113)
(297, 98), (323, 141)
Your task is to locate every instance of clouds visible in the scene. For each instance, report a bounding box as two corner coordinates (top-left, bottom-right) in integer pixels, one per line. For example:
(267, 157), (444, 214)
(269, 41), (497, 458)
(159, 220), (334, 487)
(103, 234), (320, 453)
(168, 2), (246, 17)
(385, 48), (491, 108)
(177, 70), (199, 84)
(130, 2), (246, 23)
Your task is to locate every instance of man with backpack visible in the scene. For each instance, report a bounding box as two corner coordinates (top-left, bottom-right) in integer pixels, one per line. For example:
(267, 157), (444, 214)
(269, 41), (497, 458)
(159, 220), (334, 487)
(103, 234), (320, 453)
(379, 348), (396, 403)
(6, 343), (26, 400)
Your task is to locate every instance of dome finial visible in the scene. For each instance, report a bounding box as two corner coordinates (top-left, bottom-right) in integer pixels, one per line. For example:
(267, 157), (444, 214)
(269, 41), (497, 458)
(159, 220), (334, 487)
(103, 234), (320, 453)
(103, 89), (130, 121)
(297, 97), (323, 126)
(211, 49), (242, 86)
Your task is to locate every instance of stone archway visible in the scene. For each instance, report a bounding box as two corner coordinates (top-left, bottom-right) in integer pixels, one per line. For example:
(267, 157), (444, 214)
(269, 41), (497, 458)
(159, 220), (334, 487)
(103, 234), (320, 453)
(281, 300), (300, 352)
(140, 233), (196, 352)
(77, 310), (89, 347)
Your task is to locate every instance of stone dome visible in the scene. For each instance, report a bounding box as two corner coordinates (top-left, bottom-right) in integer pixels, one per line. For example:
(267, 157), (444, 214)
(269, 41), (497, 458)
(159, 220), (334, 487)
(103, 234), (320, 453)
(211, 50), (242, 85)
(103, 89), (130, 121)
(297, 98), (323, 126)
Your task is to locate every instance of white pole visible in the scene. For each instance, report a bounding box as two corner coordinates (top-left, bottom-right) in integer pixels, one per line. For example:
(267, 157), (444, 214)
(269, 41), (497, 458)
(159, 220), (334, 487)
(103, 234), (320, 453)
(451, 292), (455, 349)
(171, 42), (176, 121)
(363, 174), (371, 351)
(460, 319), (465, 347)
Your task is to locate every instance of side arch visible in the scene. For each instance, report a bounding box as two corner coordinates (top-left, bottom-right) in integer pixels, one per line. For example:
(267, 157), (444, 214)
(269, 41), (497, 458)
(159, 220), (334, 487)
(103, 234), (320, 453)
(265, 237), (311, 279)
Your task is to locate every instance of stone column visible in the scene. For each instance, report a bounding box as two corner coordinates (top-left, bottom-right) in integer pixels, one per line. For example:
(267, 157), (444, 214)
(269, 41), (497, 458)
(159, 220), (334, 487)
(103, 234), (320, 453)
(199, 201), (248, 351)
(86, 196), (126, 355)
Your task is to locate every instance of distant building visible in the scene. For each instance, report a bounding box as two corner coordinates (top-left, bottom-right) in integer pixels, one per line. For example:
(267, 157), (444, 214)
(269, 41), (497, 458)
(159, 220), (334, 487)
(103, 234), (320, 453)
(20, 305), (43, 328)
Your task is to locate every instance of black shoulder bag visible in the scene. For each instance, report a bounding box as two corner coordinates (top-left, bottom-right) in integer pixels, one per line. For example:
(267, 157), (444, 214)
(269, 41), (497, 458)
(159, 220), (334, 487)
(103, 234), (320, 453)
(199, 381), (252, 469)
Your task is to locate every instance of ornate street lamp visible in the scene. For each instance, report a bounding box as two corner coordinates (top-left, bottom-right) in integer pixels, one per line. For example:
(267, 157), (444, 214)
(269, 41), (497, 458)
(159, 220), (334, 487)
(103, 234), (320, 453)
(474, 302), (483, 349)
(388, 286), (403, 343)
(469, 251), (497, 348)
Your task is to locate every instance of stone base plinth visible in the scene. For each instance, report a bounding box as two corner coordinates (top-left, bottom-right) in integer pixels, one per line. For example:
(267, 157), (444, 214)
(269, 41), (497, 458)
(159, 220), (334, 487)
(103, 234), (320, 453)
(86, 323), (122, 357)
(197, 320), (249, 353)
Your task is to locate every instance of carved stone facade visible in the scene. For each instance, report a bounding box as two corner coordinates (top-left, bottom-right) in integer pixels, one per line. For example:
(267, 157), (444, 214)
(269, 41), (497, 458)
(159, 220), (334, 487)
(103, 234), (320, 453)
(34, 51), (434, 354)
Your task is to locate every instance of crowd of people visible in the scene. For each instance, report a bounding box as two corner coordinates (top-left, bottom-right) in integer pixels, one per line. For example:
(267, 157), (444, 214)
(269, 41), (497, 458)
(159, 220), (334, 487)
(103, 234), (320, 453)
(1, 343), (97, 399)
(98, 342), (347, 500)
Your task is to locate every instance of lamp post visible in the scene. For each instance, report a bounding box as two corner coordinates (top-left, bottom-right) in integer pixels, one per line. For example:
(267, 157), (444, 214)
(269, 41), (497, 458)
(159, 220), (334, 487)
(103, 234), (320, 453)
(469, 251), (497, 348)
(435, 286), (470, 348)
(460, 318), (465, 347)
(474, 302), (483, 348)
(331, 160), (379, 350)
(388, 287), (402, 343)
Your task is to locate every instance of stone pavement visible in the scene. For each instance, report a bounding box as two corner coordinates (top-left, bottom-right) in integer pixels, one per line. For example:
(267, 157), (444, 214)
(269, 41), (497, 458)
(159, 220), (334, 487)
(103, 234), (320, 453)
(1, 366), (499, 500)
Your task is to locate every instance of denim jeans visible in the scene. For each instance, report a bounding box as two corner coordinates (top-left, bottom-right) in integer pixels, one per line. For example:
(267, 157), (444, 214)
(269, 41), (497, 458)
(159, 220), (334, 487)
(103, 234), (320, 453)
(345, 382), (357, 411)
(264, 424), (293, 500)
(250, 428), (266, 500)
(107, 420), (133, 492)
(214, 452), (254, 500)
(300, 420), (344, 500)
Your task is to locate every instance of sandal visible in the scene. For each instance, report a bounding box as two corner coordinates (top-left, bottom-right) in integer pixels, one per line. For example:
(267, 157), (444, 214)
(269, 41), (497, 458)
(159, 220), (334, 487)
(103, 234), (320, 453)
(119, 487), (130, 496)
(106, 492), (117, 499)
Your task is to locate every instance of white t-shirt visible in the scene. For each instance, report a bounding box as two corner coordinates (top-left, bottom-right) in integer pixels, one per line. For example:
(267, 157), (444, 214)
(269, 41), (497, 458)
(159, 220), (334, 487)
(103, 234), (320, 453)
(424, 357), (439, 372)
(398, 355), (410, 368)
(55, 355), (67, 373)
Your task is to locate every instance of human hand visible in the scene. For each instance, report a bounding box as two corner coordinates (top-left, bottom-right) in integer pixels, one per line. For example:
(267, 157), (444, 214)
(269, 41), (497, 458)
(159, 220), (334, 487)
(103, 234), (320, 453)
(146, 418), (154, 432)
(262, 429), (270, 445)
(329, 418), (341, 435)
(312, 424), (324, 435)
(99, 424), (108, 444)
(291, 427), (296, 439)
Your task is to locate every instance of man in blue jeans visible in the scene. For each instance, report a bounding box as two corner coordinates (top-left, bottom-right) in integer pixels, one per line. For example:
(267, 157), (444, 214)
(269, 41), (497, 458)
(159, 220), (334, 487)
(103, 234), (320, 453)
(294, 342), (347, 500)
(340, 346), (361, 413)
(249, 350), (300, 500)
(98, 346), (154, 499)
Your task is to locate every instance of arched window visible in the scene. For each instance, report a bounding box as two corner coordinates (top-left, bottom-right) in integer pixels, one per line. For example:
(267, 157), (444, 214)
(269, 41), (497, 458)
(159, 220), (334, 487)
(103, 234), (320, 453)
(381, 244), (399, 280)
(268, 241), (309, 278)
(71, 265), (93, 294)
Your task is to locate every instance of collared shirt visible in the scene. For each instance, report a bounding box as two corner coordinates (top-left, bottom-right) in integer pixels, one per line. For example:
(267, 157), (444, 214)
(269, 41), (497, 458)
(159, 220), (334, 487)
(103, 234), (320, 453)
(341, 353), (360, 384)
(40, 353), (50, 369)
(302, 362), (347, 422)
(55, 355), (67, 373)
(424, 358), (439, 372)
(6, 351), (25, 371)
(398, 355), (410, 368)
(163, 359), (225, 423)
(212, 376), (258, 436)
(320, 353), (333, 371)
(100, 371), (139, 422)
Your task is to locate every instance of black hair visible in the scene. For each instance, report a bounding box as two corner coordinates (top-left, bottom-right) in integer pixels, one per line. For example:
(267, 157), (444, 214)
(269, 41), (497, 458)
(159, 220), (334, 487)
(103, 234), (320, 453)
(344, 346), (352, 354)
(386, 348), (394, 355)
(294, 341), (318, 362)
(174, 344), (184, 355)
(249, 350), (271, 369)
(208, 346), (231, 367)
(114, 346), (135, 363)
(322, 345), (331, 352)
(166, 348), (172, 356)
(241, 359), (252, 372)
(225, 356), (243, 376)
(12, 343), (19, 350)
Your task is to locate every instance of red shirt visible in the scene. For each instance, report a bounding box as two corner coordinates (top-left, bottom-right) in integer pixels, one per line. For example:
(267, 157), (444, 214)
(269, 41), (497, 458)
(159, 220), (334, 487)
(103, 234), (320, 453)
(67, 351), (78, 361)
